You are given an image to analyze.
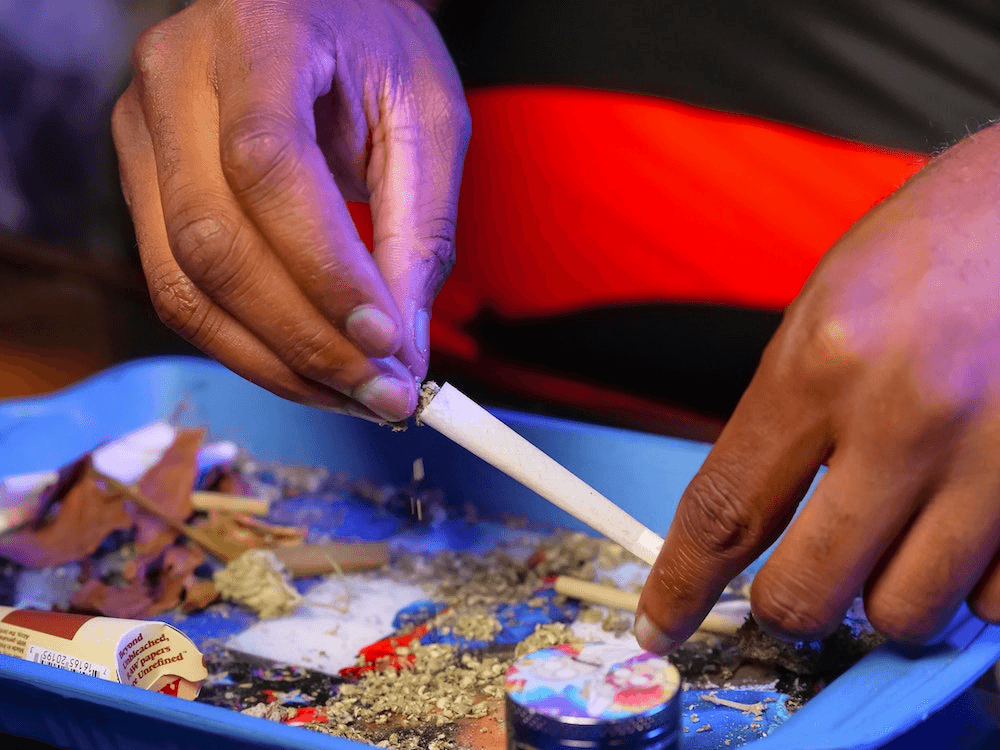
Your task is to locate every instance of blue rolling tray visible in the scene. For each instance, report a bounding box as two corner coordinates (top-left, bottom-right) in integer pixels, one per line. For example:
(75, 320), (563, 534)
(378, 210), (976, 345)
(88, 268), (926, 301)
(0, 356), (998, 750)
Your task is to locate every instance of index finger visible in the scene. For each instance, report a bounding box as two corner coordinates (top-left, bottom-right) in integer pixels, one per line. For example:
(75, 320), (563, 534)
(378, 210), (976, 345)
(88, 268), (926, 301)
(635, 345), (831, 653)
(366, 11), (471, 381)
(215, 22), (406, 361)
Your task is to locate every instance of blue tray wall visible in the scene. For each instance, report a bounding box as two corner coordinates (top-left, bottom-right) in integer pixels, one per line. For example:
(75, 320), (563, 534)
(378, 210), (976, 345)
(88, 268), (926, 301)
(0, 357), (997, 750)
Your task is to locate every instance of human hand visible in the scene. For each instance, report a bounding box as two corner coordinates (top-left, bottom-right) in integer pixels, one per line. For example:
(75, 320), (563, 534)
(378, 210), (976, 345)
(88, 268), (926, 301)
(636, 124), (1000, 651)
(112, 0), (470, 422)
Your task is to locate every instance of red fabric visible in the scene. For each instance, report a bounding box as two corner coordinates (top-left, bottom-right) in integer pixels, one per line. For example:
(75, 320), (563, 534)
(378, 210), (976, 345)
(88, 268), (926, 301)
(349, 86), (928, 365)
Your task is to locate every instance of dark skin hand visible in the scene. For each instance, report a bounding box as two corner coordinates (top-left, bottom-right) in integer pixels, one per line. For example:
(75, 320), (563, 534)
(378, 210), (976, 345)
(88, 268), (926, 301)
(637, 123), (1000, 652)
(112, 0), (469, 423)
(116, 0), (1000, 650)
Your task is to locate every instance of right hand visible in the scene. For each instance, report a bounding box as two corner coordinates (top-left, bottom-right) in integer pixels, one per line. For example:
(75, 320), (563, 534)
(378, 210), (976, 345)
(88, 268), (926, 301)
(112, 0), (470, 422)
(636, 122), (1000, 653)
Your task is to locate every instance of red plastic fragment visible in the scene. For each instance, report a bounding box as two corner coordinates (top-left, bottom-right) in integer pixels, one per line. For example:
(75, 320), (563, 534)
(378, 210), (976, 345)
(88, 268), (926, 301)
(283, 707), (328, 725)
(339, 622), (433, 679)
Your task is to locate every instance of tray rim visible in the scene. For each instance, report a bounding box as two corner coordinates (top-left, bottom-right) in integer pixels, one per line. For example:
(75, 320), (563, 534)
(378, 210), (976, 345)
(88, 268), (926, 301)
(1, 355), (998, 750)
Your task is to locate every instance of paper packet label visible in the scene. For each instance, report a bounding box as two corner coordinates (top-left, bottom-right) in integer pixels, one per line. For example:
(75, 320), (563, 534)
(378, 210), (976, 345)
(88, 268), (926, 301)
(26, 644), (113, 679)
(0, 607), (207, 700)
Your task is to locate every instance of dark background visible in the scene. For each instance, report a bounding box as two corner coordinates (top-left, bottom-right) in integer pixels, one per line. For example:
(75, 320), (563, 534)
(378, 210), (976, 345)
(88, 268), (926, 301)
(3, 0), (1000, 423)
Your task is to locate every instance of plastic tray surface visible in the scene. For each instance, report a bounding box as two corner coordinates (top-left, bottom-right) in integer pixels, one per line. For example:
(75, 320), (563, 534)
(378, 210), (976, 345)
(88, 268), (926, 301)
(0, 357), (998, 750)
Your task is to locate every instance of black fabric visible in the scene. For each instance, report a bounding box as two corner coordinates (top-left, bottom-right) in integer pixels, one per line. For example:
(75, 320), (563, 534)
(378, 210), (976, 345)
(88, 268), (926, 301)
(470, 304), (784, 419)
(436, 0), (1000, 153)
(431, 2), (1000, 420)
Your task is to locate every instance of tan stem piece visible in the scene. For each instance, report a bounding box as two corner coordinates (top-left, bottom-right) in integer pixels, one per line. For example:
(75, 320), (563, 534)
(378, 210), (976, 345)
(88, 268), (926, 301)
(554, 575), (746, 636)
(417, 382), (664, 565)
(554, 575), (641, 611)
(190, 491), (270, 516)
(271, 541), (390, 577)
(699, 692), (765, 717)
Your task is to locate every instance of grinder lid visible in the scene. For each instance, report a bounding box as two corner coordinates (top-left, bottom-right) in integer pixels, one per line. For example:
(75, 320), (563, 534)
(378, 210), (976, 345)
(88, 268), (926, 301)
(505, 641), (680, 746)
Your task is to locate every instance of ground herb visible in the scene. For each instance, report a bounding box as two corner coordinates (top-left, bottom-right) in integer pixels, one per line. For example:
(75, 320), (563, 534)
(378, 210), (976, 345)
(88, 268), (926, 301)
(212, 523), (879, 749)
(214, 550), (300, 619)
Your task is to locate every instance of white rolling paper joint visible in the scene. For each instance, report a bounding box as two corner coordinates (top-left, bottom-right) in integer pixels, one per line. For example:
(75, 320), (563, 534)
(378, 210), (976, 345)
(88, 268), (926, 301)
(416, 381), (665, 566)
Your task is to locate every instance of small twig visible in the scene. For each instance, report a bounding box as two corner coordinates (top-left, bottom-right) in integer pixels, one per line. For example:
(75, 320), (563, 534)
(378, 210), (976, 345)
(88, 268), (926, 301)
(190, 491), (269, 516)
(319, 554), (351, 614)
(700, 692), (765, 717)
(554, 575), (747, 636)
(95, 471), (247, 562)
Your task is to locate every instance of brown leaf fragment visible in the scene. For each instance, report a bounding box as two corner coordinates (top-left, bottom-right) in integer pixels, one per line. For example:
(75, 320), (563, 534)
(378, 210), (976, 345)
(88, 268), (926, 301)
(134, 428), (204, 542)
(145, 543), (207, 616)
(70, 577), (156, 619)
(134, 526), (182, 565)
(30, 455), (90, 526)
(0, 460), (131, 568)
(73, 539), (212, 619)
(201, 465), (253, 497)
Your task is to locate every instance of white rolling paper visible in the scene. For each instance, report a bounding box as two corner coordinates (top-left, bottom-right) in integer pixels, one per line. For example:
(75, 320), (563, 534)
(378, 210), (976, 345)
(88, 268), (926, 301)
(416, 382), (664, 566)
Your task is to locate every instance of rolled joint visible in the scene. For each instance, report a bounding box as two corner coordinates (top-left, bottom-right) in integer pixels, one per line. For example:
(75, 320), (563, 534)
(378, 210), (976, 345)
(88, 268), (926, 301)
(413, 380), (441, 426)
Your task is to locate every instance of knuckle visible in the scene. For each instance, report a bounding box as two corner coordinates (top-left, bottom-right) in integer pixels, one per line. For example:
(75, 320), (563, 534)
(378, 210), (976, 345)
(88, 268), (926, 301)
(868, 368), (967, 454)
(800, 315), (865, 383)
(131, 19), (179, 82)
(221, 114), (301, 197)
(645, 549), (712, 611)
(865, 590), (942, 643)
(417, 218), (457, 289)
(131, 28), (159, 80)
(907, 377), (968, 430)
(170, 208), (227, 263)
(422, 84), (472, 153)
(169, 210), (250, 297)
(145, 262), (217, 346)
(677, 467), (760, 559)
(433, 91), (472, 146)
(280, 330), (349, 384)
(394, 68), (471, 155)
(751, 577), (834, 640)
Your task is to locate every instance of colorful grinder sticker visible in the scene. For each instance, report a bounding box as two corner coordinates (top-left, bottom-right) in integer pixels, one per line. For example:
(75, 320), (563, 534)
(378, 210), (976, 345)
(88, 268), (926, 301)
(505, 642), (680, 750)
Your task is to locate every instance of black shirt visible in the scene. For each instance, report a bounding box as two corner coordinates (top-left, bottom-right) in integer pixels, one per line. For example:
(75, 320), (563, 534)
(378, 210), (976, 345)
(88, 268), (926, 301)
(437, 0), (1000, 153)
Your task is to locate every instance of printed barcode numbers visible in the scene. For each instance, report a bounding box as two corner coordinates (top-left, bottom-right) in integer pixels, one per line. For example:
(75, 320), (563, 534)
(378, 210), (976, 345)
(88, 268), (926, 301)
(26, 645), (112, 680)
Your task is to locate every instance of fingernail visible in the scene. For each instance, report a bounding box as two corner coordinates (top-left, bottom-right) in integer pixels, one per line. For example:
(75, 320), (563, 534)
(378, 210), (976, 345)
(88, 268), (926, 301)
(414, 308), (430, 360)
(315, 401), (382, 424)
(634, 612), (675, 655)
(354, 375), (416, 422)
(346, 305), (398, 357)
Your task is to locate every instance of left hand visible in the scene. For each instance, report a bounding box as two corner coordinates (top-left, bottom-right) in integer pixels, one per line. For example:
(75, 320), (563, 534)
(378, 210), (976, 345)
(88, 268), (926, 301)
(112, 0), (469, 422)
(636, 123), (1000, 651)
